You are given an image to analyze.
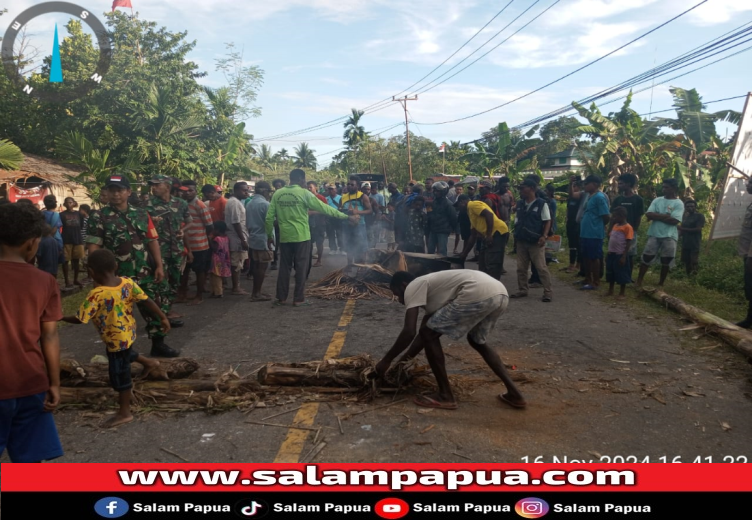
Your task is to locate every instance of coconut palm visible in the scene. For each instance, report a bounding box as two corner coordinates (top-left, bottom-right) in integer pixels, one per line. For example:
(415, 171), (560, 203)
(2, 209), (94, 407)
(293, 142), (317, 170)
(275, 147), (290, 165)
(131, 83), (204, 176)
(0, 139), (24, 171)
(257, 144), (274, 168)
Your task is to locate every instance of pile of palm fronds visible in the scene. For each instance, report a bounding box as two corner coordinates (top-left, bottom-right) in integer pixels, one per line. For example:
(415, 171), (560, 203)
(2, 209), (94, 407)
(307, 263), (397, 300)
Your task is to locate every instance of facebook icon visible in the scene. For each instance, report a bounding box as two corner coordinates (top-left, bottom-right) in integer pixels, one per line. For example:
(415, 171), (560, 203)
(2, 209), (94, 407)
(94, 497), (129, 518)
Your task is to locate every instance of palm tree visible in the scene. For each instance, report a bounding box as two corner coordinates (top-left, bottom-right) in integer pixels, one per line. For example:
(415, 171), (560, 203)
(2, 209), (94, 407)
(275, 147), (290, 165)
(0, 139), (24, 171)
(343, 108), (366, 172)
(56, 131), (141, 197)
(294, 142), (317, 170)
(258, 144), (274, 168)
(131, 83), (204, 176)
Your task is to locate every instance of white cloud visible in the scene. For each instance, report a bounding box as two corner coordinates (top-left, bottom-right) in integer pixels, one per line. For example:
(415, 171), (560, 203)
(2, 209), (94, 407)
(684, 0), (752, 26)
(493, 21), (650, 69)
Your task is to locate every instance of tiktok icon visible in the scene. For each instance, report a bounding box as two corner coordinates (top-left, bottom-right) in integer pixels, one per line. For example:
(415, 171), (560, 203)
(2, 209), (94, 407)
(235, 499), (270, 518)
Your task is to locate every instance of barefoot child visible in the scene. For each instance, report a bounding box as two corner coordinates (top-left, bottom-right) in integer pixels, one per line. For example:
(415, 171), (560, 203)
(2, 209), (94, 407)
(606, 206), (634, 300)
(61, 249), (170, 428)
(209, 221), (231, 298)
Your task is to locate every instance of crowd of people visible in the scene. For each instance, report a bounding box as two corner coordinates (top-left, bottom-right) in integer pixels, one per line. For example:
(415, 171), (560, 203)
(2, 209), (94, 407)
(2, 165), (751, 461)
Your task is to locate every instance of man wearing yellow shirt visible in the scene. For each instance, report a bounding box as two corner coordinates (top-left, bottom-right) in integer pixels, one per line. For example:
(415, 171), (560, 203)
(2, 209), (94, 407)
(457, 194), (509, 281)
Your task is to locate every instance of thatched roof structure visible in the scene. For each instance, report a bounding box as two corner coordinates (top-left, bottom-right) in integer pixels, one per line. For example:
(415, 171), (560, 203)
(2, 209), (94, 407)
(0, 153), (84, 187)
(0, 153), (92, 207)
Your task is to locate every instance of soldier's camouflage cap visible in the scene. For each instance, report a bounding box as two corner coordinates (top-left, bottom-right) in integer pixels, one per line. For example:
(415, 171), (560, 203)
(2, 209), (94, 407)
(148, 174), (173, 185)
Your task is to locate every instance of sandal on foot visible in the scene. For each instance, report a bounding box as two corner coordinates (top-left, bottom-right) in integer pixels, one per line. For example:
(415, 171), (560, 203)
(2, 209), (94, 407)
(413, 394), (458, 410)
(497, 394), (527, 409)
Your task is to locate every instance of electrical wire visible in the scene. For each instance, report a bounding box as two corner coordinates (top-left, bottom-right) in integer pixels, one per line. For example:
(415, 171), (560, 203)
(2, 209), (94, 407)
(412, 0), (562, 96)
(510, 40), (752, 133)
(255, 0), (550, 142)
(356, 0), (518, 113)
(412, 0), (709, 126)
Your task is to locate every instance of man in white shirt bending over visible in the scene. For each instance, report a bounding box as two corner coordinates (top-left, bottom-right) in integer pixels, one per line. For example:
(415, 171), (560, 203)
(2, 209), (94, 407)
(375, 269), (526, 411)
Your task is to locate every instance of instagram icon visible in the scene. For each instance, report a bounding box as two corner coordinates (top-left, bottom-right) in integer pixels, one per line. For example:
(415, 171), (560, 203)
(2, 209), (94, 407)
(515, 498), (550, 518)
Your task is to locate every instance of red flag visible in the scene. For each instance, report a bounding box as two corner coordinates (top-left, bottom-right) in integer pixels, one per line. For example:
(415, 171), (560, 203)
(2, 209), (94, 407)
(112, 0), (133, 11)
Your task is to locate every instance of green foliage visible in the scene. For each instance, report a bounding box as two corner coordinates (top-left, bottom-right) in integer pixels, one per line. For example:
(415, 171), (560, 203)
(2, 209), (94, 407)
(0, 139), (24, 170)
(0, 12), (263, 190)
(294, 143), (317, 170)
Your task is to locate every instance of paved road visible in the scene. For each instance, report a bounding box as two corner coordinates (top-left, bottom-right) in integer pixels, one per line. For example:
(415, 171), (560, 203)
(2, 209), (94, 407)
(23, 244), (752, 464)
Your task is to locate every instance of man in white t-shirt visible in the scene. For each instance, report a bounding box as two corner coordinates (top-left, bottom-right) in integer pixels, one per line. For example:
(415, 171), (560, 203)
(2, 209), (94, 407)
(375, 270), (526, 410)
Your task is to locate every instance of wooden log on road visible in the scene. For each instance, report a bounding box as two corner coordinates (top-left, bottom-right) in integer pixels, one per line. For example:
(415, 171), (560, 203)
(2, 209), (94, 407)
(257, 365), (366, 388)
(60, 378), (261, 405)
(641, 288), (752, 358)
(60, 357), (200, 387)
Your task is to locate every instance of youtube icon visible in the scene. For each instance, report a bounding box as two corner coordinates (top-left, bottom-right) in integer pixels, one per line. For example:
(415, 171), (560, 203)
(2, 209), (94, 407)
(375, 498), (410, 519)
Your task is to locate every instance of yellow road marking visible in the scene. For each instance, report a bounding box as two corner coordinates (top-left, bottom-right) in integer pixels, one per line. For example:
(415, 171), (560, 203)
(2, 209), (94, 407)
(273, 299), (356, 463)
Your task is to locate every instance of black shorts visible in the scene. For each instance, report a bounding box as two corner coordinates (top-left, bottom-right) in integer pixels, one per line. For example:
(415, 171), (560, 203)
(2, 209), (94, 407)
(107, 349), (139, 392)
(189, 249), (212, 273)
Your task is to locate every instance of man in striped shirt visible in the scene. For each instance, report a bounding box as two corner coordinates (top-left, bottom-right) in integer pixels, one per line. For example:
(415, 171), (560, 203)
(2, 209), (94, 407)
(179, 180), (214, 306)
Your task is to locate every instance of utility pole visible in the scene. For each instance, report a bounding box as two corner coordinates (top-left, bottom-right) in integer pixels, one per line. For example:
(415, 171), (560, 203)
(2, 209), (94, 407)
(394, 95), (418, 182)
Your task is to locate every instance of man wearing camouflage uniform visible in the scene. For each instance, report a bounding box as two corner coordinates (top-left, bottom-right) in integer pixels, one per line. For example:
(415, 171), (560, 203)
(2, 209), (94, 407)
(86, 175), (180, 357)
(146, 175), (192, 324)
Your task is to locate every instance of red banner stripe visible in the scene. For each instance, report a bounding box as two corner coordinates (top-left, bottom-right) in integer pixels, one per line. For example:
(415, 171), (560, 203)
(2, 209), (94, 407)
(2, 464), (751, 492)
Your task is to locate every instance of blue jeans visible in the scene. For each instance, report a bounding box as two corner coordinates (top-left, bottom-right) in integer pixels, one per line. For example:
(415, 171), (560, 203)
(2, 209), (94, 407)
(427, 233), (449, 256)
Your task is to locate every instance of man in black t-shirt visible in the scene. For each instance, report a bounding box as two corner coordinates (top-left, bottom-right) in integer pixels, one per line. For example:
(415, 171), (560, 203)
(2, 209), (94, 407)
(60, 197), (84, 288)
(678, 199), (705, 276)
(611, 174), (644, 278)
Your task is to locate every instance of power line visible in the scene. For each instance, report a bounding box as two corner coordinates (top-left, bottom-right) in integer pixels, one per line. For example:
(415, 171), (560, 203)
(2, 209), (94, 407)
(412, 0), (709, 126)
(412, 0), (562, 96)
(511, 40), (752, 133)
(255, 0), (549, 142)
(637, 95), (747, 117)
(357, 0), (518, 113)
(509, 21), (752, 131)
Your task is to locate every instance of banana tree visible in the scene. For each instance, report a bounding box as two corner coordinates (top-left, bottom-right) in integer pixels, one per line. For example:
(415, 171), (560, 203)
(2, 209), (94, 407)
(573, 93), (647, 193)
(647, 87), (741, 190)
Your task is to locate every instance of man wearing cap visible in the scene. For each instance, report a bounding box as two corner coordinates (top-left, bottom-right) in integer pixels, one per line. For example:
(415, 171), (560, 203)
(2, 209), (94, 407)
(86, 175), (180, 357)
(510, 179), (553, 302)
(426, 181), (457, 256)
(456, 195), (509, 282)
(146, 175), (192, 321)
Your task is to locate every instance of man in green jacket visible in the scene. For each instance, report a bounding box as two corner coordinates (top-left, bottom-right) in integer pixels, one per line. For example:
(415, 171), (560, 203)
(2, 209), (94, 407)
(265, 169), (354, 306)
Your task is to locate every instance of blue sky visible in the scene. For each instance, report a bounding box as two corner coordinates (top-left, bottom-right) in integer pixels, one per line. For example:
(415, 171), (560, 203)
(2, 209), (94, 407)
(6, 0), (752, 167)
